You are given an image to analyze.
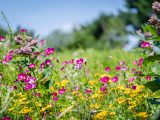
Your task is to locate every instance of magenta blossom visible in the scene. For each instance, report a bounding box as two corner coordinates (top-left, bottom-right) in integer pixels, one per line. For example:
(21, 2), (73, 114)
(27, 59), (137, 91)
(44, 48), (55, 56)
(18, 73), (27, 81)
(20, 29), (27, 33)
(52, 92), (58, 96)
(76, 58), (85, 64)
(112, 76), (119, 82)
(100, 86), (106, 91)
(29, 63), (36, 68)
(25, 83), (37, 90)
(100, 76), (110, 84)
(85, 89), (92, 94)
(45, 59), (51, 65)
(0, 36), (5, 41)
(52, 97), (59, 101)
(2, 116), (11, 120)
(105, 67), (110, 72)
(2, 50), (14, 64)
(132, 85), (137, 90)
(146, 75), (151, 80)
(58, 88), (66, 94)
(141, 41), (150, 48)
(115, 66), (121, 71)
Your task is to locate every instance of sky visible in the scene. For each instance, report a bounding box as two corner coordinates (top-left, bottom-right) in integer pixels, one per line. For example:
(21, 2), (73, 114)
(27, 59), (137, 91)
(0, 0), (125, 37)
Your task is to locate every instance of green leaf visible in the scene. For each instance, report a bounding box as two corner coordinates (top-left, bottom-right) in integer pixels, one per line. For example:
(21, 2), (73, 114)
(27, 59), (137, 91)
(44, 80), (51, 89)
(144, 79), (160, 92)
(143, 24), (157, 36)
(143, 55), (160, 64)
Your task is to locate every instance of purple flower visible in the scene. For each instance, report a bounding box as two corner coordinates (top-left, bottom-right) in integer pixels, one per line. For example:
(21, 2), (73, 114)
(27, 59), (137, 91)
(29, 63), (36, 68)
(44, 48), (55, 56)
(112, 76), (119, 82)
(2, 116), (11, 120)
(52, 97), (59, 101)
(0, 36), (5, 41)
(20, 29), (27, 33)
(58, 88), (66, 94)
(18, 73), (27, 81)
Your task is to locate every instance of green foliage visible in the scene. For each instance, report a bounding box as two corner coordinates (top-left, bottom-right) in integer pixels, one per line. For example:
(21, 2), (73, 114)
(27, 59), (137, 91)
(46, 14), (128, 50)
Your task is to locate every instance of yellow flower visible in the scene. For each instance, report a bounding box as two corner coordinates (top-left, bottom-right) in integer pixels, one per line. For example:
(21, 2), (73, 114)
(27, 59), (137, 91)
(89, 103), (100, 109)
(124, 88), (131, 94)
(61, 79), (69, 86)
(109, 112), (115, 116)
(8, 107), (14, 111)
(116, 85), (125, 90)
(50, 86), (54, 91)
(94, 72), (100, 77)
(94, 111), (107, 120)
(19, 107), (31, 114)
(135, 112), (148, 118)
(117, 98), (126, 104)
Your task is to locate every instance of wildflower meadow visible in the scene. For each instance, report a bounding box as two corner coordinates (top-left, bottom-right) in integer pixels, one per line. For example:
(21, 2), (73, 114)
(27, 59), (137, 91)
(1, 1), (160, 120)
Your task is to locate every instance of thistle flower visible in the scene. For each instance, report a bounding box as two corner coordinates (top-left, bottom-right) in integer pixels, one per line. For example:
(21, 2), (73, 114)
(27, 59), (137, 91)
(148, 15), (159, 26)
(152, 1), (160, 15)
(144, 32), (152, 38)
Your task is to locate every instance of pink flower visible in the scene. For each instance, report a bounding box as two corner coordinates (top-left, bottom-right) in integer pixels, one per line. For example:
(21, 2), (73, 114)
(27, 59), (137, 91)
(2, 116), (11, 120)
(33, 92), (41, 97)
(120, 61), (125, 65)
(39, 39), (45, 46)
(112, 76), (119, 82)
(29, 63), (36, 68)
(105, 67), (110, 72)
(115, 66), (121, 71)
(52, 92), (58, 96)
(2, 51), (14, 64)
(45, 59), (51, 65)
(40, 62), (45, 69)
(141, 41), (150, 48)
(20, 29), (27, 33)
(85, 89), (92, 94)
(146, 75), (151, 80)
(100, 76), (110, 84)
(132, 85), (137, 90)
(52, 97), (59, 101)
(133, 61), (137, 65)
(25, 83), (37, 90)
(10, 86), (17, 91)
(58, 88), (66, 94)
(25, 116), (32, 120)
(129, 77), (134, 82)
(76, 58), (84, 64)
(100, 86), (106, 91)
(0, 36), (5, 41)
(18, 73), (27, 81)
(44, 48), (55, 56)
